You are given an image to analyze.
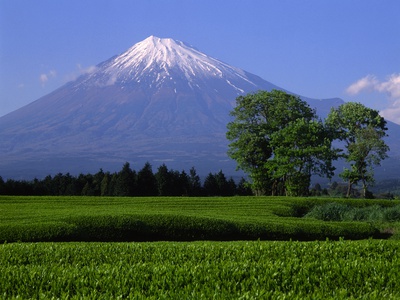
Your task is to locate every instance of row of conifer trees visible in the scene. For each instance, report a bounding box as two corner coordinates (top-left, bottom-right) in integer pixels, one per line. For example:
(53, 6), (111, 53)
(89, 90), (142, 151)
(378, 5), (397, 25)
(0, 162), (252, 197)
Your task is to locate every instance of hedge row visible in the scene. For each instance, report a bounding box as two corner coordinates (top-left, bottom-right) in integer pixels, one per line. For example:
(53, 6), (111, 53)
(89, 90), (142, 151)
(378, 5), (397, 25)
(2, 240), (399, 298)
(0, 213), (381, 243)
(305, 202), (400, 222)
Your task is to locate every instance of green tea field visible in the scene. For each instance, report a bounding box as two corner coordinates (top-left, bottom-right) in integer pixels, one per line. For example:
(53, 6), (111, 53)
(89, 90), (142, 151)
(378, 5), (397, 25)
(2, 196), (400, 242)
(1, 196), (400, 298)
(1, 240), (400, 299)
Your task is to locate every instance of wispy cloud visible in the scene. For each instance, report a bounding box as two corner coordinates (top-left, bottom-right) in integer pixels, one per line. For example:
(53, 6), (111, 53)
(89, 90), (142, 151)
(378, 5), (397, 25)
(346, 75), (378, 95)
(65, 64), (98, 82)
(380, 100), (400, 123)
(106, 74), (118, 86)
(39, 74), (48, 85)
(346, 73), (400, 124)
(77, 64), (98, 75)
(377, 74), (400, 99)
(39, 70), (57, 86)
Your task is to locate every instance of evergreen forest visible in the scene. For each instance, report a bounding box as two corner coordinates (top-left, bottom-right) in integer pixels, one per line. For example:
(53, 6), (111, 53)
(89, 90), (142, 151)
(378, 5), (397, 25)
(0, 162), (252, 197)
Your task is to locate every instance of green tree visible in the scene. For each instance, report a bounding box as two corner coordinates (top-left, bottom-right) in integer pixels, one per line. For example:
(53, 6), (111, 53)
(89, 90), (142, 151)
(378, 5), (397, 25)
(137, 162), (157, 196)
(155, 164), (188, 196)
(215, 170), (229, 196)
(188, 167), (202, 196)
(227, 177), (237, 196)
(0, 176), (4, 195)
(155, 164), (170, 196)
(226, 90), (329, 196)
(80, 174), (97, 196)
(326, 102), (389, 198)
(114, 162), (136, 196)
(203, 173), (219, 196)
(236, 177), (252, 196)
(92, 169), (105, 196)
(178, 170), (190, 196)
(62, 173), (79, 196)
(100, 172), (112, 196)
(109, 173), (118, 196)
(266, 118), (337, 196)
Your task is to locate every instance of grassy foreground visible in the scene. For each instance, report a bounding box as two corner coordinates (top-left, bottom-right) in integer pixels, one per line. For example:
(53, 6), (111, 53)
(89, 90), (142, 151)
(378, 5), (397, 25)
(1, 240), (399, 299)
(1, 196), (400, 298)
(1, 196), (399, 242)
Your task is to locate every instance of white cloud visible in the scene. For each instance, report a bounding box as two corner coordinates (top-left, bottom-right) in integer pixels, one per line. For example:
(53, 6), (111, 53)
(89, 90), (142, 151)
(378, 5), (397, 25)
(77, 64), (98, 75)
(346, 75), (378, 95)
(376, 74), (400, 99)
(49, 70), (57, 78)
(380, 98), (400, 124)
(106, 74), (118, 86)
(39, 73), (48, 85)
(346, 73), (400, 125)
(65, 64), (98, 82)
(39, 70), (57, 86)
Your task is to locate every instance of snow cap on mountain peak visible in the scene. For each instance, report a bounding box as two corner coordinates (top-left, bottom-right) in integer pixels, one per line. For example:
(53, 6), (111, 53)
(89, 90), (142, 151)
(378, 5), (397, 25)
(142, 35), (181, 47)
(98, 35), (251, 86)
(109, 35), (208, 70)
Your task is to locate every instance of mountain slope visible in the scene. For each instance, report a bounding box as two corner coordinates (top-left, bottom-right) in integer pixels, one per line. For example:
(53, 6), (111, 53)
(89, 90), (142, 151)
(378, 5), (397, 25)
(1, 36), (397, 180)
(1, 37), (281, 137)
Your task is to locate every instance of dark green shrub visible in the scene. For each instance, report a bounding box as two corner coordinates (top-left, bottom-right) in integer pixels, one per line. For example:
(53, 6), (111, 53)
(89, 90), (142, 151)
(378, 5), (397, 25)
(304, 202), (351, 221)
(383, 205), (400, 222)
(305, 202), (400, 223)
(342, 205), (383, 222)
(0, 222), (77, 243)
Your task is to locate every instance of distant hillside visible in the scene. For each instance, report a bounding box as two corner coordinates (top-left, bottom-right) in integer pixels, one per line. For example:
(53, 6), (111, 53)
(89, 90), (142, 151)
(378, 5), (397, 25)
(1, 36), (398, 181)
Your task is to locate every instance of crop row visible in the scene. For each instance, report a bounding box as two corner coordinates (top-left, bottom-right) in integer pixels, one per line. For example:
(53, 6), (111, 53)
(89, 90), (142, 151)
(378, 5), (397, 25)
(2, 196), (399, 242)
(1, 213), (383, 243)
(1, 239), (399, 299)
(0, 197), (398, 242)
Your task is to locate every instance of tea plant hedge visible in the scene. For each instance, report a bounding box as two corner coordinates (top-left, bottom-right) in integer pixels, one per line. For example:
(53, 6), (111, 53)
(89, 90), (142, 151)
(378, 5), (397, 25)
(1, 196), (399, 242)
(1, 240), (399, 299)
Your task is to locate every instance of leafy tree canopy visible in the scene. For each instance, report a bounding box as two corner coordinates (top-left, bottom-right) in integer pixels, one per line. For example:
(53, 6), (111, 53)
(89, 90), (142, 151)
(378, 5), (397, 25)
(326, 102), (389, 198)
(226, 90), (336, 196)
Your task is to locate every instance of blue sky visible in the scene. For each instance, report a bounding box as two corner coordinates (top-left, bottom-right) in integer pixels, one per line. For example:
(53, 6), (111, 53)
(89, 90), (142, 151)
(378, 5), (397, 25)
(1, 0), (399, 124)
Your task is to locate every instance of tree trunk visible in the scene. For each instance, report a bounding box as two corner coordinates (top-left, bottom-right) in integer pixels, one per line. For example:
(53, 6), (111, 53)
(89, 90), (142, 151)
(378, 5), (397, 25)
(361, 177), (369, 198)
(346, 180), (352, 198)
(362, 183), (366, 198)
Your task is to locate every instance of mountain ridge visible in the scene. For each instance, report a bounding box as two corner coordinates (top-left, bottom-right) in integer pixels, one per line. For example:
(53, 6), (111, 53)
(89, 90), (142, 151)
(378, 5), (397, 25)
(1, 36), (398, 180)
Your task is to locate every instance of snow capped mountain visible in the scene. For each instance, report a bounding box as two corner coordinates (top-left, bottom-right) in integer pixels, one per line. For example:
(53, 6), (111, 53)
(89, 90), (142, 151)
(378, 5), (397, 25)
(99, 35), (254, 88)
(2, 35), (397, 180)
(74, 36), (283, 101)
(0, 36), (282, 140)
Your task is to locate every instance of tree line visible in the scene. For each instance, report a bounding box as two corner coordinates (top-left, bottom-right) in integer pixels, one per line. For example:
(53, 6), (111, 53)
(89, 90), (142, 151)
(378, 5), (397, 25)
(0, 162), (252, 197)
(0, 90), (389, 198)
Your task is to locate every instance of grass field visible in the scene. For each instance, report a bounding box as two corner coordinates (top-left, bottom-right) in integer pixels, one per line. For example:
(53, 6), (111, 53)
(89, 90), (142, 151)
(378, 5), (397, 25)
(1, 240), (400, 299)
(1, 196), (400, 242)
(1, 196), (400, 298)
